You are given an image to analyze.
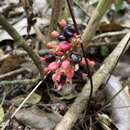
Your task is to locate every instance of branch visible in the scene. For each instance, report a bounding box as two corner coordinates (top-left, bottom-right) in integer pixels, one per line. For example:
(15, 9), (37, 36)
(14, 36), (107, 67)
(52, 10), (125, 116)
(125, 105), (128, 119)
(0, 68), (30, 80)
(0, 78), (40, 86)
(47, 0), (64, 40)
(93, 29), (128, 41)
(54, 32), (130, 130)
(81, 0), (113, 49)
(0, 13), (44, 78)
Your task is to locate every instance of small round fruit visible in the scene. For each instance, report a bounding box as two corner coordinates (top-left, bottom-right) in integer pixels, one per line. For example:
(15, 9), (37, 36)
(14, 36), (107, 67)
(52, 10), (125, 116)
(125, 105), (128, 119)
(70, 53), (82, 64)
(58, 35), (66, 41)
(46, 54), (56, 63)
(59, 19), (67, 28)
(63, 30), (73, 39)
(51, 31), (59, 38)
(64, 24), (76, 33)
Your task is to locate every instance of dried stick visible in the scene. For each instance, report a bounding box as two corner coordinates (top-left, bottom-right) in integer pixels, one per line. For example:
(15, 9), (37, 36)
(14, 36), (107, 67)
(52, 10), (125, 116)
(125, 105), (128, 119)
(0, 68), (30, 80)
(54, 32), (130, 130)
(93, 29), (129, 41)
(0, 13), (44, 78)
(47, 0), (64, 40)
(81, 0), (113, 49)
(0, 78), (40, 86)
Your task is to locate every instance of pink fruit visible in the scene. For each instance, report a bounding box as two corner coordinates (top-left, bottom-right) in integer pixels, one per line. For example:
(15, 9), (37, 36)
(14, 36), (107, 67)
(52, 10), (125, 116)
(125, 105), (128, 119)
(51, 31), (59, 38)
(58, 43), (72, 51)
(80, 58), (95, 67)
(59, 19), (67, 28)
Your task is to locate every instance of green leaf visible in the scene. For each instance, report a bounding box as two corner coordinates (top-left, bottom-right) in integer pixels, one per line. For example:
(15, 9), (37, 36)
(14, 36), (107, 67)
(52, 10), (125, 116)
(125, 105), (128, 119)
(0, 105), (4, 124)
(100, 46), (109, 57)
(11, 93), (41, 107)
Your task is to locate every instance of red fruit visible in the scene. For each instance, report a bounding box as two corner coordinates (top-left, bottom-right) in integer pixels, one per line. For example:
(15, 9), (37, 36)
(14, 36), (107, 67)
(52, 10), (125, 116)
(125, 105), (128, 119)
(80, 58), (95, 67)
(40, 57), (46, 62)
(47, 43), (57, 49)
(48, 62), (60, 71)
(128, 0), (130, 4)
(58, 43), (72, 51)
(59, 19), (67, 28)
(51, 31), (59, 38)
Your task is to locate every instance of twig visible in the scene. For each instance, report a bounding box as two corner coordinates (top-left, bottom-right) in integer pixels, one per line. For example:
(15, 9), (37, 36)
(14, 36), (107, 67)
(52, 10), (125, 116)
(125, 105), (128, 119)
(73, 0), (90, 18)
(0, 68), (30, 80)
(54, 32), (130, 130)
(0, 78), (40, 86)
(102, 32), (130, 89)
(89, 41), (118, 47)
(1, 80), (43, 130)
(81, 0), (113, 49)
(103, 85), (128, 110)
(66, 0), (93, 108)
(0, 13), (44, 78)
(33, 25), (47, 48)
(93, 29), (129, 41)
(47, 0), (63, 40)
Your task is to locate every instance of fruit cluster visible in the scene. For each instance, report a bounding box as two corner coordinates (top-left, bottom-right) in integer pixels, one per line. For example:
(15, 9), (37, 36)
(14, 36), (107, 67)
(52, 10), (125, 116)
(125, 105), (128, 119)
(40, 19), (95, 90)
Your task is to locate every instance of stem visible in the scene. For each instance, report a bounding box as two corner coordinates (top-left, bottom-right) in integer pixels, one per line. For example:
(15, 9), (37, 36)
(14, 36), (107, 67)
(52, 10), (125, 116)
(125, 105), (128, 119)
(81, 0), (113, 49)
(0, 13), (44, 79)
(103, 37), (130, 87)
(66, 0), (93, 108)
(47, 0), (64, 40)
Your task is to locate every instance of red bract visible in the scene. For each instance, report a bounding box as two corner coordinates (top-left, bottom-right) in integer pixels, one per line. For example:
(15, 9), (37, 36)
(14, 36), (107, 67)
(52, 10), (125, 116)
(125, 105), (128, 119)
(52, 69), (63, 82)
(80, 58), (95, 67)
(48, 62), (60, 71)
(62, 60), (70, 69)
(59, 19), (67, 28)
(65, 66), (74, 83)
(52, 61), (74, 90)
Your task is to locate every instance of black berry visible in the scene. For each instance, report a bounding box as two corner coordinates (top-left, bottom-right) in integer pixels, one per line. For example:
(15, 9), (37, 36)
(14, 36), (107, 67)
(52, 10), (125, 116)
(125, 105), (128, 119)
(64, 24), (76, 33)
(63, 30), (73, 39)
(46, 54), (56, 63)
(58, 35), (66, 41)
(70, 53), (82, 64)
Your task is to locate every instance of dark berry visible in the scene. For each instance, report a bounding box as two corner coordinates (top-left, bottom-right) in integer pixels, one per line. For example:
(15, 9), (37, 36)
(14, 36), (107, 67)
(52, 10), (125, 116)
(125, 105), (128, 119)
(64, 24), (76, 33)
(46, 54), (56, 63)
(70, 53), (82, 64)
(58, 35), (66, 41)
(63, 30), (73, 39)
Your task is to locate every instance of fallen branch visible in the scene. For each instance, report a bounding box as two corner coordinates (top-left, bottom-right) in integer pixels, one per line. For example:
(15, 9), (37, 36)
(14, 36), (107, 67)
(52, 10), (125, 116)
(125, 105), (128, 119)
(93, 29), (129, 41)
(81, 0), (113, 49)
(0, 78), (40, 86)
(54, 32), (130, 130)
(0, 13), (44, 78)
(0, 68), (30, 80)
(47, 0), (64, 40)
